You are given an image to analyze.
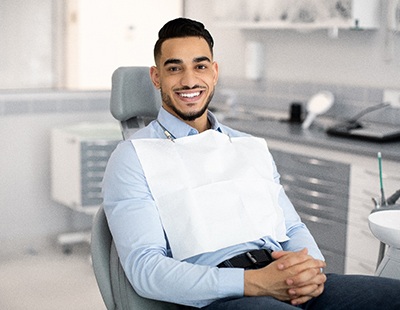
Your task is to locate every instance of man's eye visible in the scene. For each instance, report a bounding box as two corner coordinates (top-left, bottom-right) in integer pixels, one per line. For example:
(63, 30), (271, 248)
(197, 65), (207, 70)
(168, 67), (180, 72)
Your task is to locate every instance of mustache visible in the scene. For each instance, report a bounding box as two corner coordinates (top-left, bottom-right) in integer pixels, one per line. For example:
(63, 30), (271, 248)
(174, 85), (206, 92)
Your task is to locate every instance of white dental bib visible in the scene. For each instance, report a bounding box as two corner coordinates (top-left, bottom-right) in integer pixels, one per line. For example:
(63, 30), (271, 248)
(131, 130), (288, 260)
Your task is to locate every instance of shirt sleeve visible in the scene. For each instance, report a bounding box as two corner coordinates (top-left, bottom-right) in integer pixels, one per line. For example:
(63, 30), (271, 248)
(102, 141), (243, 308)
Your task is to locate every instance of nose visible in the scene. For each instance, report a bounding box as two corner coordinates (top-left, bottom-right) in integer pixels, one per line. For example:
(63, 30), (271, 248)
(180, 68), (199, 89)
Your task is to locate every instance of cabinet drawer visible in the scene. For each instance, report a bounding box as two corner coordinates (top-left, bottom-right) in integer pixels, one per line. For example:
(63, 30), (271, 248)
(272, 150), (350, 183)
(80, 140), (120, 207)
(283, 188), (348, 216)
(319, 248), (345, 274)
(299, 211), (347, 255)
(280, 172), (348, 197)
(290, 196), (348, 223)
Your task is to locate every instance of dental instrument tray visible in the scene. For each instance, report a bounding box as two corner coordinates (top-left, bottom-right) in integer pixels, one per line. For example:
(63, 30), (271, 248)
(326, 121), (400, 142)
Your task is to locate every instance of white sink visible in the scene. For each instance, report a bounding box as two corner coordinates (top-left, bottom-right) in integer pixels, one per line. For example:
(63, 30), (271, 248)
(368, 209), (400, 248)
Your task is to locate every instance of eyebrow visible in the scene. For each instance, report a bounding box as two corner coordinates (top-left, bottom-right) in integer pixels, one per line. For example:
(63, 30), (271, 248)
(163, 56), (211, 67)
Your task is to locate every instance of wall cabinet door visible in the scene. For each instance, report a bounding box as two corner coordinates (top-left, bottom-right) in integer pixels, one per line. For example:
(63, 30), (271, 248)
(64, 0), (182, 89)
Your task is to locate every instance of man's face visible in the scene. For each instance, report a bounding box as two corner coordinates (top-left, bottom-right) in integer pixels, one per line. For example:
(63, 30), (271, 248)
(151, 37), (218, 122)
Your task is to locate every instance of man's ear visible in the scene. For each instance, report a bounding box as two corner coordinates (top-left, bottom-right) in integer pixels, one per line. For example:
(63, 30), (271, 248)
(150, 66), (160, 89)
(212, 61), (219, 86)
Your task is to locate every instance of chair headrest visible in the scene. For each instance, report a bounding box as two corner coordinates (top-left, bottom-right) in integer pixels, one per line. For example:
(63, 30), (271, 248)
(110, 67), (161, 122)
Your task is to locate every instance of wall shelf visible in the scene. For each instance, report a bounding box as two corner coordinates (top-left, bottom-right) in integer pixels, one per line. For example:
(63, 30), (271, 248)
(217, 20), (372, 31)
(214, 0), (380, 31)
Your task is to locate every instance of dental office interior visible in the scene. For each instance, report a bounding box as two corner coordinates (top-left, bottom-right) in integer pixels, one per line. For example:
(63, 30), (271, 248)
(1, 0), (400, 309)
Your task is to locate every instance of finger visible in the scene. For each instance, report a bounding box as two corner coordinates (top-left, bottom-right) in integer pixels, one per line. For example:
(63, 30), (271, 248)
(284, 258), (326, 282)
(290, 295), (313, 306)
(272, 248), (308, 261)
(271, 250), (291, 260)
(289, 283), (325, 306)
(288, 283), (318, 298)
(274, 248), (310, 270)
(286, 267), (326, 288)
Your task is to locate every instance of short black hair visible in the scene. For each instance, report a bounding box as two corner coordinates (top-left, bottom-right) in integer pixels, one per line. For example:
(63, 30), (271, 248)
(154, 18), (214, 63)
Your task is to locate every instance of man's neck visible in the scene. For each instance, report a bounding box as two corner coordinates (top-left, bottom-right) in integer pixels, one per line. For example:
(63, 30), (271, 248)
(185, 114), (210, 133)
(165, 107), (211, 133)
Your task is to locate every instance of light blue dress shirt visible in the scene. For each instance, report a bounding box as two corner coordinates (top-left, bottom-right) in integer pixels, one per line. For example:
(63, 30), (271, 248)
(102, 107), (324, 308)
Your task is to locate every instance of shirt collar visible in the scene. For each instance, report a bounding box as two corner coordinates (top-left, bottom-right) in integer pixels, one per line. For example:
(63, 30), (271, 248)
(157, 107), (223, 139)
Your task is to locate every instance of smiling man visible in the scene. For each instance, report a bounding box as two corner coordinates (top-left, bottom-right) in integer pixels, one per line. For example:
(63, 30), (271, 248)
(151, 35), (218, 129)
(102, 18), (400, 309)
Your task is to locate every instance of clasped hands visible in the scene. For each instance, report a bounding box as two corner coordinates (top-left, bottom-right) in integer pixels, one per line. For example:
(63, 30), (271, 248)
(244, 248), (326, 306)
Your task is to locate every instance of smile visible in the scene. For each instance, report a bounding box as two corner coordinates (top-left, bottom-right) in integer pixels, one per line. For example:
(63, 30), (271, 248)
(178, 91), (202, 99)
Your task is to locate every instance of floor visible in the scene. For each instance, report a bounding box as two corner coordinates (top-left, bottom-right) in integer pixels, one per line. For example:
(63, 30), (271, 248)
(0, 244), (106, 310)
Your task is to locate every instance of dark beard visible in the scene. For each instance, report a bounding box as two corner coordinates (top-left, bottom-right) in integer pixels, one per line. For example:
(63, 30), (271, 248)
(160, 88), (214, 121)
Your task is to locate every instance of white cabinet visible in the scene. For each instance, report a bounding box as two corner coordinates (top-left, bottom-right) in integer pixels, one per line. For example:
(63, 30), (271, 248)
(213, 0), (380, 30)
(266, 138), (399, 275)
(51, 122), (122, 213)
(51, 122), (122, 253)
(64, 0), (182, 89)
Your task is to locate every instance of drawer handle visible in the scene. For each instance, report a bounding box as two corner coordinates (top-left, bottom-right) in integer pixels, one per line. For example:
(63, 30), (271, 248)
(85, 140), (118, 146)
(285, 184), (337, 200)
(86, 192), (103, 199)
(282, 173), (336, 187)
(296, 157), (335, 168)
(86, 161), (107, 168)
(85, 150), (111, 157)
(86, 171), (104, 178)
(300, 213), (333, 225)
(290, 197), (339, 213)
(85, 181), (102, 188)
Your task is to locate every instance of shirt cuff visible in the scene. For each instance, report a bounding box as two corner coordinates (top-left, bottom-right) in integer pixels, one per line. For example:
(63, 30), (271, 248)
(218, 268), (244, 298)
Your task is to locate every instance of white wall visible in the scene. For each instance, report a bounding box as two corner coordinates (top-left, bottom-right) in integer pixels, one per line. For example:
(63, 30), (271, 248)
(185, 0), (400, 89)
(0, 0), (53, 89)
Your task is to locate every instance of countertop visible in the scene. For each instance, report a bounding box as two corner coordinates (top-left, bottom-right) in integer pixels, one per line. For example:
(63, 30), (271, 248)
(214, 107), (400, 162)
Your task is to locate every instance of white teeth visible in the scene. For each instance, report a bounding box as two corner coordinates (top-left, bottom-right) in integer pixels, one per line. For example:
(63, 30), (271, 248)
(179, 92), (200, 98)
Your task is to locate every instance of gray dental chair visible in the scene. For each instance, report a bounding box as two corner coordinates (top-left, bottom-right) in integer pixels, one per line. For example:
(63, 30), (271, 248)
(91, 67), (179, 310)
